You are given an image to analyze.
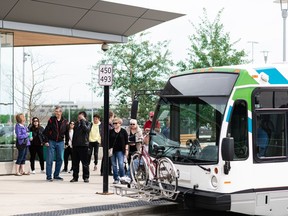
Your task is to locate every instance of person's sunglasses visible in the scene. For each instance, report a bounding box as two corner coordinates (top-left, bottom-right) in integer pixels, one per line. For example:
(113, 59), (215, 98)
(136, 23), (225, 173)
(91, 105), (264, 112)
(113, 122), (119, 125)
(130, 123), (135, 125)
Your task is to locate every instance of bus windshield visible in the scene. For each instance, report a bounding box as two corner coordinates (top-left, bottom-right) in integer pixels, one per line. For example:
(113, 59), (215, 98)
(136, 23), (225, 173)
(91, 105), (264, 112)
(148, 73), (238, 164)
(149, 96), (227, 164)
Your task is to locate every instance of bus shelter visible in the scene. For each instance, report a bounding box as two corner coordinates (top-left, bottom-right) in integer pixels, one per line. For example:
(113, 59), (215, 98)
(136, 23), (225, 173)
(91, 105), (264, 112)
(0, 0), (184, 174)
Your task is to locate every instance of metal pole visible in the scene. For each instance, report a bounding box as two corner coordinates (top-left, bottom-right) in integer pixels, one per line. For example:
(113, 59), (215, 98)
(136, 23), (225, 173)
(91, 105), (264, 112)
(22, 48), (25, 113)
(103, 85), (110, 193)
(247, 41), (258, 64)
(91, 69), (94, 122)
(68, 86), (71, 122)
(282, 8), (287, 61)
(68, 107), (71, 122)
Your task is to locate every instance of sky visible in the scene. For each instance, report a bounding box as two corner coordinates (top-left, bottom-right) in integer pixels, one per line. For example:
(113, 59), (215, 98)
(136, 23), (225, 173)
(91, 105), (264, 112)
(13, 0), (285, 110)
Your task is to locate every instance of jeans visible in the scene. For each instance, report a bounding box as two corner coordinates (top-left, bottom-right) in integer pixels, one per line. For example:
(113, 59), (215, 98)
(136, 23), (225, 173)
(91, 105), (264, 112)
(111, 150), (125, 181)
(16, 146), (28, 165)
(130, 156), (144, 177)
(46, 140), (64, 179)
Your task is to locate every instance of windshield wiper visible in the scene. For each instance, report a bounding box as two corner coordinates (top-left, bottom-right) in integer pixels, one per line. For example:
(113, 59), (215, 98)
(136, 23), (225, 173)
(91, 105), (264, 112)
(197, 164), (211, 172)
(179, 157), (211, 172)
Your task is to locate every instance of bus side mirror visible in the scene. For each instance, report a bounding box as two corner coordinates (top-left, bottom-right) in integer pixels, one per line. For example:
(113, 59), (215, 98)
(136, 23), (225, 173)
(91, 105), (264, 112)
(131, 99), (138, 119)
(221, 137), (234, 161)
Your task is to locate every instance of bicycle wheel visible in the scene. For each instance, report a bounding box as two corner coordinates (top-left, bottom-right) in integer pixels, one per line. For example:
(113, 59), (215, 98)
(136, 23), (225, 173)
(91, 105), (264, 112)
(130, 152), (149, 190)
(157, 157), (178, 198)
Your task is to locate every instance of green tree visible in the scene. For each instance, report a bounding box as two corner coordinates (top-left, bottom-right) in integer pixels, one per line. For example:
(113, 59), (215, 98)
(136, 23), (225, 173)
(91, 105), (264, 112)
(178, 8), (247, 71)
(90, 33), (174, 123)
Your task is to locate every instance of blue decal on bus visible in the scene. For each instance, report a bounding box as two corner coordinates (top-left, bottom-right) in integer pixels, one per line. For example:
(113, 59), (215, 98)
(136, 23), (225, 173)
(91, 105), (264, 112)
(255, 67), (288, 84)
(248, 117), (252, 133)
(226, 105), (232, 122)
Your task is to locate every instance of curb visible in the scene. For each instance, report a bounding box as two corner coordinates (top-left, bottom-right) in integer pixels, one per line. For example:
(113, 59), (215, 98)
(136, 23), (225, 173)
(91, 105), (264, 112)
(72, 201), (180, 216)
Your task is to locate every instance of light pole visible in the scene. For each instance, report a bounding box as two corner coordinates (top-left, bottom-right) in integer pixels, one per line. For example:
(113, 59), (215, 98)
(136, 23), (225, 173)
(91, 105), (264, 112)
(261, 51), (270, 64)
(68, 84), (74, 122)
(67, 82), (81, 122)
(91, 69), (94, 122)
(247, 41), (259, 64)
(274, 0), (288, 61)
(22, 48), (30, 113)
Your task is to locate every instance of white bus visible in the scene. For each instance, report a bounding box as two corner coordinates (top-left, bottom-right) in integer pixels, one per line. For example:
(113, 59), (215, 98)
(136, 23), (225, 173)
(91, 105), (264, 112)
(142, 64), (288, 216)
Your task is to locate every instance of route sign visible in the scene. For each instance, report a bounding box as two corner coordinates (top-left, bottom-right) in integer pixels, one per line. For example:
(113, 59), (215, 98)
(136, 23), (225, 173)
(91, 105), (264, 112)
(99, 64), (113, 86)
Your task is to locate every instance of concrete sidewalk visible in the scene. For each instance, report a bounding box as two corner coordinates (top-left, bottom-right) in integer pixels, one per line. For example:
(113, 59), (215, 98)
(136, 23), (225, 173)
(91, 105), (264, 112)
(0, 161), (178, 216)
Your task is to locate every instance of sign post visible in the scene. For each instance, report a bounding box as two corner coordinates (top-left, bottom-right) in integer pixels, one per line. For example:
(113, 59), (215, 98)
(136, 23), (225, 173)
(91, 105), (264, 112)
(98, 64), (113, 194)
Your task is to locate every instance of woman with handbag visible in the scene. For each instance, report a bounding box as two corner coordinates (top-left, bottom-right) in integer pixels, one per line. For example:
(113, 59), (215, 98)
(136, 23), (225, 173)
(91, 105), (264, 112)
(15, 113), (31, 176)
(109, 117), (129, 184)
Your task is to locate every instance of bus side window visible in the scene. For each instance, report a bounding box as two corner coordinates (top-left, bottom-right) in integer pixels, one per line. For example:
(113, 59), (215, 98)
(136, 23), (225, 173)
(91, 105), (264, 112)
(256, 118), (272, 157)
(227, 100), (248, 160)
(256, 113), (286, 158)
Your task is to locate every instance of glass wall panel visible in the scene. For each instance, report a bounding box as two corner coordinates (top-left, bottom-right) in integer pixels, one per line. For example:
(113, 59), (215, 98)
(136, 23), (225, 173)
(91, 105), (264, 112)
(0, 32), (14, 161)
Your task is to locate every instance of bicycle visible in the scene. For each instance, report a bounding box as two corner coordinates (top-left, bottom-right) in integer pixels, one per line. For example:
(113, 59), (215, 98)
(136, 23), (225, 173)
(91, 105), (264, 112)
(130, 142), (179, 199)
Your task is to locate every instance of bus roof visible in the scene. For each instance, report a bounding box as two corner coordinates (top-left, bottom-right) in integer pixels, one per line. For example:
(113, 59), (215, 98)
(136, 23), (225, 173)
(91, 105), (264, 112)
(173, 64), (288, 85)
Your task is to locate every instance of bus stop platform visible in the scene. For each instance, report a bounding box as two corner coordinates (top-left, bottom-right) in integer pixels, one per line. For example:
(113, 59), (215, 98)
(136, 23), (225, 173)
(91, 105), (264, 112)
(0, 162), (179, 216)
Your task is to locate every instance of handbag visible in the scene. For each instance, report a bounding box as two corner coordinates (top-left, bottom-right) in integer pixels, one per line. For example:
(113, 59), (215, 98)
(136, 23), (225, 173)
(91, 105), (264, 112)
(16, 138), (28, 150)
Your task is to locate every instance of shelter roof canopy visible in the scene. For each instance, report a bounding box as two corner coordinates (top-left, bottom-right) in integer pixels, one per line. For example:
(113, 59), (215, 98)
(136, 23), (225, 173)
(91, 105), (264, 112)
(0, 0), (184, 46)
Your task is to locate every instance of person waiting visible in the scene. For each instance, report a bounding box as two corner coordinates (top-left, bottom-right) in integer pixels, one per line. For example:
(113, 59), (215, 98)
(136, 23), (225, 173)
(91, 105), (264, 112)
(70, 111), (91, 183)
(29, 117), (45, 174)
(63, 121), (74, 173)
(88, 114), (102, 171)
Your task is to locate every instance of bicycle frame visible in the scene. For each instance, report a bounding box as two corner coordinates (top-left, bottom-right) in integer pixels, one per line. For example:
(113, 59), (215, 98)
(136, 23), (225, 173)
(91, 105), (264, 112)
(139, 144), (158, 181)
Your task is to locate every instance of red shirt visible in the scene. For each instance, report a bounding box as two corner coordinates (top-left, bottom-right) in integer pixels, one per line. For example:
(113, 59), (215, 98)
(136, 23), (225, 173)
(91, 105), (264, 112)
(143, 119), (160, 130)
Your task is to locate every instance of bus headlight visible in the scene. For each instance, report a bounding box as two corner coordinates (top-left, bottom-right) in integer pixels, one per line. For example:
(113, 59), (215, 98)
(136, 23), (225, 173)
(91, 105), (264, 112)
(211, 175), (218, 188)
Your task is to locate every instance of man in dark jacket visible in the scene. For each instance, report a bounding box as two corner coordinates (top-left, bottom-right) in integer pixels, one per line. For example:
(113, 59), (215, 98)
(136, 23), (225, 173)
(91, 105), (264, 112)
(70, 111), (91, 183)
(43, 105), (68, 182)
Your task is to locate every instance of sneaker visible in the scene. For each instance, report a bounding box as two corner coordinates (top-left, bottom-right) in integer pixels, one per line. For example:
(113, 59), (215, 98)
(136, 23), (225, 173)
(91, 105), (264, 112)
(41, 170), (45, 174)
(84, 178), (89, 183)
(31, 170), (36, 174)
(113, 180), (120, 184)
(120, 176), (131, 184)
(93, 165), (97, 171)
(47, 178), (53, 182)
(54, 176), (64, 181)
(68, 169), (73, 173)
(70, 178), (78, 182)
(61, 169), (67, 173)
